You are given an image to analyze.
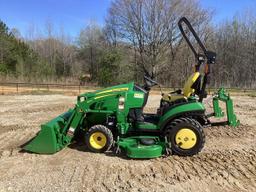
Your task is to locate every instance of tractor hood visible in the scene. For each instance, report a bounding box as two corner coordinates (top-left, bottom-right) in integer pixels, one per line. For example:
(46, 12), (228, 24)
(79, 82), (134, 99)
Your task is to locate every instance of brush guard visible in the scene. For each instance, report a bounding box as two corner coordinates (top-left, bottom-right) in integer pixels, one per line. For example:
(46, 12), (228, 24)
(210, 88), (240, 127)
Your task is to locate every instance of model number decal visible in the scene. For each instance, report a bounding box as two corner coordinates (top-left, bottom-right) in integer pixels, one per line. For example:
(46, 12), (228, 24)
(134, 93), (144, 98)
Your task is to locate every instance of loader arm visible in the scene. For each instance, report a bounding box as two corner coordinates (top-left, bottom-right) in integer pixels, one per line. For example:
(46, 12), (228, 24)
(24, 94), (118, 154)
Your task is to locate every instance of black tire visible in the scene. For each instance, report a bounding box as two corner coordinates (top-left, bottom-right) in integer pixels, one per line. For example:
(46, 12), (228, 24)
(85, 125), (113, 153)
(164, 117), (205, 156)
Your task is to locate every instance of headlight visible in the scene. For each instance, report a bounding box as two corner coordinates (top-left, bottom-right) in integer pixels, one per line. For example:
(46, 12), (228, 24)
(118, 96), (125, 110)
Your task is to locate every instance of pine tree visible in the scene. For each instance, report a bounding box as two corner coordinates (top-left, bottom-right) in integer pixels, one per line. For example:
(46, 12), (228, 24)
(0, 20), (40, 78)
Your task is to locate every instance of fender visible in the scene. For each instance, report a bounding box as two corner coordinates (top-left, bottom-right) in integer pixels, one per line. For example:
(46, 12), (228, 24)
(158, 102), (205, 130)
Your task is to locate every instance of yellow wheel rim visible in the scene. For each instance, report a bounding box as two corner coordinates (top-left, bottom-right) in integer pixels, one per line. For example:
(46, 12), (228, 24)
(175, 128), (197, 149)
(89, 132), (107, 149)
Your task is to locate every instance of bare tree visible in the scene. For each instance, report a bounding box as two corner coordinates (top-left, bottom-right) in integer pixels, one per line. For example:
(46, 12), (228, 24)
(78, 21), (105, 79)
(105, 0), (212, 84)
(213, 11), (256, 88)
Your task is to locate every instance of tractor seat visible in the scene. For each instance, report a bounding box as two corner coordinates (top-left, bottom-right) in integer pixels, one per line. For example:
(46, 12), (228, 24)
(162, 72), (200, 102)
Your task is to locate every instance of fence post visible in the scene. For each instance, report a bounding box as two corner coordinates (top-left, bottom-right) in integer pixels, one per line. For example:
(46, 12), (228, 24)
(79, 85), (80, 94)
(16, 83), (18, 93)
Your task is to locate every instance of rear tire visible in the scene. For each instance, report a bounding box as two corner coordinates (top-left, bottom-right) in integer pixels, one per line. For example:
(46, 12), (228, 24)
(85, 125), (113, 153)
(164, 117), (205, 156)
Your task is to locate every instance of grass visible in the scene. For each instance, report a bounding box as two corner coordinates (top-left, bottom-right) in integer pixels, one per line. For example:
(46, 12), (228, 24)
(247, 93), (256, 98)
(0, 84), (255, 97)
(27, 90), (64, 95)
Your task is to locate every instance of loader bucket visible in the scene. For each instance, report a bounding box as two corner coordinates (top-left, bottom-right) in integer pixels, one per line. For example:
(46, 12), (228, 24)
(23, 110), (73, 154)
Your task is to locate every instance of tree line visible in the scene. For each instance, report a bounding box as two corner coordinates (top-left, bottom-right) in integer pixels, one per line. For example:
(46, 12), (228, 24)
(0, 0), (255, 88)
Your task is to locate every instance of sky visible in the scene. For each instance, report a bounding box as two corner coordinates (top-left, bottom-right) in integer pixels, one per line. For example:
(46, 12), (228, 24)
(0, 0), (255, 38)
(200, 0), (256, 23)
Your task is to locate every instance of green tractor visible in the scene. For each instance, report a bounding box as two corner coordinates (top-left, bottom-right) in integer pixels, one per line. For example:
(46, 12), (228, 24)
(24, 17), (239, 159)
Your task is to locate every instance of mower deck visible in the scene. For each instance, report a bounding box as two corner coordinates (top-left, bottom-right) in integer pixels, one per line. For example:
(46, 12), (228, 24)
(118, 136), (166, 158)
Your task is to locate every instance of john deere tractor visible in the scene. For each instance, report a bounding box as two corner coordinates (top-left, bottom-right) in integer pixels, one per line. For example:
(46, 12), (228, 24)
(24, 17), (239, 158)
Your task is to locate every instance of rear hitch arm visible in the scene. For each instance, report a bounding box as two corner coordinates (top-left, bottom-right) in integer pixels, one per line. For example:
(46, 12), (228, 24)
(212, 88), (240, 127)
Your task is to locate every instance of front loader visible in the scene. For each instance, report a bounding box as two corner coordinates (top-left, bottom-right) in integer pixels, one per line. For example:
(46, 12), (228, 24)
(24, 17), (239, 158)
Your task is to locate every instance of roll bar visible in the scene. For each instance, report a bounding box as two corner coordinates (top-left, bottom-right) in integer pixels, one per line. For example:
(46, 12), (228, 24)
(178, 17), (207, 58)
(178, 17), (216, 72)
(178, 17), (217, 101)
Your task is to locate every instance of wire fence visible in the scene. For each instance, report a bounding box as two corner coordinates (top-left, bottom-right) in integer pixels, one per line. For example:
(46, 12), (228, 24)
(0, 82), (97, 95)
(0, 82), (255, 95)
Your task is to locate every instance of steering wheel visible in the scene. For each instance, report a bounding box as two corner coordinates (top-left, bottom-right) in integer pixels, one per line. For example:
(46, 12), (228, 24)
(144, 75), (158, 89)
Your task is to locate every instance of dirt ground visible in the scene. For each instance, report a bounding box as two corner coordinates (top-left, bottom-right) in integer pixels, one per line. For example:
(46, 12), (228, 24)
(0, 93), (255, 192)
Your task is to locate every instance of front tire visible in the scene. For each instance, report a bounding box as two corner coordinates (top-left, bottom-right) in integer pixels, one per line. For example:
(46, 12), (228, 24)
(85, 125), (113, 153)
(165, 117), (205, 156)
